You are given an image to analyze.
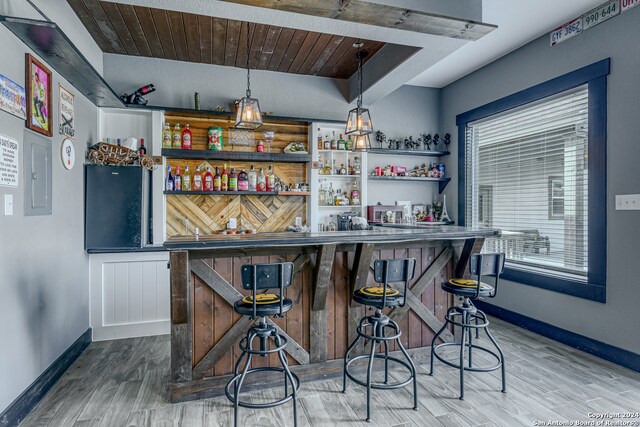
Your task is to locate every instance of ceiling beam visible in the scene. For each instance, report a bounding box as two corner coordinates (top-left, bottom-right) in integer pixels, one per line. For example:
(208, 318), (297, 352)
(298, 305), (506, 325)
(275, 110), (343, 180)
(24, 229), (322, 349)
(216, 0), (495, 40)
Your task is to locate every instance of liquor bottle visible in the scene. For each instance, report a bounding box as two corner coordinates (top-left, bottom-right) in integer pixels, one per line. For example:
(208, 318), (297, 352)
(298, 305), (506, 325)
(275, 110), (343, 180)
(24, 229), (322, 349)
(339, 163), (347, 175)
(330, 131), (337, 150)
(172, 124), (181, 149)
(354, 156), (361, 175)
(165, 166), (174, 191)
(318, 182), (327, 206)
(238, 168), (249, 191)
(327, 183), (335, 206)
(192, 166), (202, 191)
(229, 168), (238, 191)
(257, 168), (267, 192)
(138, 138), (147, 155)
(203, 166), (213, 191)
(350, 181), (360, 206)
(162, 124), (172, 148)
(348, 160), (353, 175)
(346, 135), (354, 151)
(213, 166), (221, 191)
(323, 134), (330, 150)
(182, 166), (191, 191)
(317, 128), (322, 150)
(221, 164), (229, 191)
(332, 159), (337, 175)
(337, 134), (346, 150)
(174, 166), (182, 191)
(248, 165), (257, 191)
(181, 124), (192, 150)
(266, 165), (275, 191)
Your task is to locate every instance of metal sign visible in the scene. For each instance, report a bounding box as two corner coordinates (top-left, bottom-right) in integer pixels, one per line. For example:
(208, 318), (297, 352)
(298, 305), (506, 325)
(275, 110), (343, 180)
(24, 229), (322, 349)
(550, 17), (583, 46)
(621, 0), (640, 11)
(0, 134), (19, 187)
(583, 0), (620, 30)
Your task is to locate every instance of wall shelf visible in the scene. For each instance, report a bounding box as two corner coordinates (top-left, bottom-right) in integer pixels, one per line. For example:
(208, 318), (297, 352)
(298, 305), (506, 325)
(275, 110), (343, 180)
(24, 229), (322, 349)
(368, 175), (451, 193)
(318, 174), (361, 179)
(162, 149), (311, 163)
(164, 190), (309, 196)
(367, 149), (450, 157)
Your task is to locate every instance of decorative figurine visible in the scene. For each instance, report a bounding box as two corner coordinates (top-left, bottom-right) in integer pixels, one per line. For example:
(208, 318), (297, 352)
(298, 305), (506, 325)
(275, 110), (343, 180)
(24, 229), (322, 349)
(433, 133), (440, 150)
(440, 195), (452, 223)
(120, 84), (155, 105)
(376, 130), (387, 148)
(424, 134), (432, 151)
(444, 133), (451, 148)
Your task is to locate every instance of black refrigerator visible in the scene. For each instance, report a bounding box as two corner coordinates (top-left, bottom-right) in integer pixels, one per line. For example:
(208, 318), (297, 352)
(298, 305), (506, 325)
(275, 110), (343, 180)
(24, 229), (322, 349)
(84, 164), (152, 250)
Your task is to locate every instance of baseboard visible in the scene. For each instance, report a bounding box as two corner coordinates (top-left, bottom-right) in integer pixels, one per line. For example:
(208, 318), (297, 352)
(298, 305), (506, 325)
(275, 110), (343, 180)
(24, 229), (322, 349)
(475, 301), (640, 373)
(0, 328), (92, 427)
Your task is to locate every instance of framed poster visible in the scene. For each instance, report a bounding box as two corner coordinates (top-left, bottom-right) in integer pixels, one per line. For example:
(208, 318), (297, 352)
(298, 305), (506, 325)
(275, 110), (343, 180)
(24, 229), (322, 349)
(59, 85), (75, 138)
(0, 134), (19, 188)
(25, 54), (53, 137)
(0, 74), (27, 119)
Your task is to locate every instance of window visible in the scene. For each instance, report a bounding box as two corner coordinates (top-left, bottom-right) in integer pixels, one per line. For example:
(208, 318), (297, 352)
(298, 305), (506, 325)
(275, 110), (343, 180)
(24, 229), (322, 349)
(457, 59), (609, 302)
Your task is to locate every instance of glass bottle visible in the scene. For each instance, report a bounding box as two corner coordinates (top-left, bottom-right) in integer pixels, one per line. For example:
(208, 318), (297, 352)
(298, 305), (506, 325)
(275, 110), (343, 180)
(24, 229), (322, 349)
(203, 166), (213, 191)
(350, 181), (360, 206)
(165, 166), (174, 191)
(337, 134), (346, 150)
(181, 124), (192, 150)
(330, 131), (337, 150)
(354, 156), (361, 175)
(174, 166), (182, 191)
(192, 166), (202, 191)
(348, 160), (353, 175)
(267, 165), (276, 192)
(162, 124), (172, 148)
(327, 183), (335, 206)
(221, 163), (229, 191)
(339, 163), (347, 175)
(182, 166), (191, 191)
(138, 138), (147, 156)
(323, 134), (330, 150)
(248, 165), (257, 191)
(317, 128), (323, 150)
(257, 168), (267, 192)
(238, 168), (249, 191)
(229, 168), (238, 191)
(213, 166), (221, 191)
(328, 215), (337, 232)
(332, 159), (337, 175)
(172, 124), (181, 149)
(318, 181), (327, 206)
(346, 135), (354, 151)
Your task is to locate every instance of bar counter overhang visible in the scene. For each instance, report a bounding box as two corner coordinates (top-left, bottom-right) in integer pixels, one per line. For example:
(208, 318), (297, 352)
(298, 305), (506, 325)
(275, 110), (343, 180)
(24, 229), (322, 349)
(166, 226), (499, 403)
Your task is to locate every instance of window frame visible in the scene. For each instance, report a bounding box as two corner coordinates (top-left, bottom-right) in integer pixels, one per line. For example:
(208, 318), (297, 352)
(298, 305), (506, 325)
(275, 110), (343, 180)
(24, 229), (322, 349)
(456, 59), (609, 303)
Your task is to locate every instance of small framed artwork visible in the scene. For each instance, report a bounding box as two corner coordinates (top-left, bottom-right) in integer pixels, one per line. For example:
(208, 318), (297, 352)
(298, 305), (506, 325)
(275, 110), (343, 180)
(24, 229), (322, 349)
(25, 53), (53, 137)
(59, 85), (75, 138)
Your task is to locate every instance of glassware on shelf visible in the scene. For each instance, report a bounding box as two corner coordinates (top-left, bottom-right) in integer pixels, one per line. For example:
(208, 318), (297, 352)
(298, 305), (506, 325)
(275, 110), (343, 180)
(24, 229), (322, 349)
(262, 130), (276, 153)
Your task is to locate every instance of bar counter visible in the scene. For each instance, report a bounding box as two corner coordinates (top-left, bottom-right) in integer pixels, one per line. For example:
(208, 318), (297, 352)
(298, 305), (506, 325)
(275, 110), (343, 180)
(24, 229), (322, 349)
(166, 226), (499, 402)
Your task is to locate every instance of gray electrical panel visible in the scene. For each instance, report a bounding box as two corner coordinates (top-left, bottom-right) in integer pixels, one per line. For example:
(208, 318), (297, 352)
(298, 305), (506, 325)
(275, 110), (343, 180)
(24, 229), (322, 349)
(24, 131), (52, 216)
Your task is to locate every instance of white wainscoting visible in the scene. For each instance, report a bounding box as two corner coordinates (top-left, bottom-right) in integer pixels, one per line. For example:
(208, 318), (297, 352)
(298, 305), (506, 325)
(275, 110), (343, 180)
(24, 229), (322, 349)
(90, 251), (170, 341)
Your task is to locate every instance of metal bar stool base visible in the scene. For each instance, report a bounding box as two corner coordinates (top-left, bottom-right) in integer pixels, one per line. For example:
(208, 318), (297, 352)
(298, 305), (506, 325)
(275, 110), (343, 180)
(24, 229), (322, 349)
(429, 300), (506, 400)
(343, 311), (418, 422)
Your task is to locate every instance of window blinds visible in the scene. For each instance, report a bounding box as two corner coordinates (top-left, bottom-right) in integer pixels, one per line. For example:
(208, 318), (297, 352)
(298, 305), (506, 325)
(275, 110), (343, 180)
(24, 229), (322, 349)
(465, 85), (589, 278)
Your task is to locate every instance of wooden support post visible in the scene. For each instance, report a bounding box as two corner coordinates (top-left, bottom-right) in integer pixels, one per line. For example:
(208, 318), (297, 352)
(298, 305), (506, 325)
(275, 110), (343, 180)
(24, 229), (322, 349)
(170, 251), (192, 383)
(310, 244), (336, 364)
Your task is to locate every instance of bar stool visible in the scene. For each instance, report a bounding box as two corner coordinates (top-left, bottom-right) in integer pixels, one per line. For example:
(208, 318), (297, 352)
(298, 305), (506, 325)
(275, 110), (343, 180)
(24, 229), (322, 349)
(225, 262), (300, 427)
(429, 253), (506, 400)
(343, 258), (418, 422)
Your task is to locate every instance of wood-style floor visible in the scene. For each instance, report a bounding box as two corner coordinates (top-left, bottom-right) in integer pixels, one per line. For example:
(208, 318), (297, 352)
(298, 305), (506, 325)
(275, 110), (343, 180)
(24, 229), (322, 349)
(20, 317), (640, 426)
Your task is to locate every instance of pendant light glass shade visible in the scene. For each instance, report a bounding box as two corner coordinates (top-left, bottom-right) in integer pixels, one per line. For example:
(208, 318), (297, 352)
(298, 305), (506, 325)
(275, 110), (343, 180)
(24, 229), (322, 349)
(235, 94), (263, 129)
(235, 23), (263, 130)
(353, 134), (371, 151)
(345, 106), (373, 136)
(345, 43), (373, 140)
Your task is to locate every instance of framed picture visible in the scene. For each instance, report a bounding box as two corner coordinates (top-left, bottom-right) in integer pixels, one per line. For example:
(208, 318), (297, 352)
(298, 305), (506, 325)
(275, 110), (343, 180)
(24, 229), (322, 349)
(59, 85), (75, 138)
(0, 73), (27, 119)
(25, 54), (53, 137)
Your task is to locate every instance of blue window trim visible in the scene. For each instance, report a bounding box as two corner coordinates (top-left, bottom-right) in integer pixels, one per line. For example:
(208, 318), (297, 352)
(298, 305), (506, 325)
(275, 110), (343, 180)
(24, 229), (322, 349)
(456, 58), (609, 303)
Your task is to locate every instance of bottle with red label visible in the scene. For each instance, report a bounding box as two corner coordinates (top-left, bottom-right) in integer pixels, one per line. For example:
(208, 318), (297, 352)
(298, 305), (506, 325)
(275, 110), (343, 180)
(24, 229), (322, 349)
(213, 166), (221, 191)
(257, 168), (267, 192)
(174, 166), (182, 191)
(181, 124), (192, 150)
(266, 165), (276, 192)
(203, 166), (213, 191)
(229, 168), (238, 191)
(191, 166), (202, 191)
(221, 163), (229, 191)
(238, 168), (249, 191)
(138, 138), (147, 155)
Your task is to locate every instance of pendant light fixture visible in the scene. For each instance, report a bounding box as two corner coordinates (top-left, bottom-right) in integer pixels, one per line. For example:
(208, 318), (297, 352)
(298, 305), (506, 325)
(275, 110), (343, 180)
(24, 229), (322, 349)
(235, 23), (263, 129)
(345, 42), (373, 142)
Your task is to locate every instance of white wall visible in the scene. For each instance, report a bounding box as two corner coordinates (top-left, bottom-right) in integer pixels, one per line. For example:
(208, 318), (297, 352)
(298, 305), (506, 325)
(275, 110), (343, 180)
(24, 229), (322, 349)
(0, 24), (97, 414)
(441, 6), (640, 354)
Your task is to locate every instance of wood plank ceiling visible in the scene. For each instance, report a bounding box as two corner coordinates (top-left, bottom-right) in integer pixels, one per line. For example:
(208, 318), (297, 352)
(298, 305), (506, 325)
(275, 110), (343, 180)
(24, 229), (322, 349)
(67, 0), (387, 79)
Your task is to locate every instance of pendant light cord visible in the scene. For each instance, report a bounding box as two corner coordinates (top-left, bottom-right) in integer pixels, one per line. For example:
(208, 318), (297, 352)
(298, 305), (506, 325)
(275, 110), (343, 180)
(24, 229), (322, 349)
(356, 45), (366, 109)
(246, 23), (252, 98)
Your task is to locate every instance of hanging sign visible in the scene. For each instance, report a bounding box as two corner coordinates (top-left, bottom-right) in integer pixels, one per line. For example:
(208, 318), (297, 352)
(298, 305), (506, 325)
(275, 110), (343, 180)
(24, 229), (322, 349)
(61, 138), (75, 170)
(621, 0), (640, 12)
(0, 73), (27, 119)
(59, 84), (75, 138)
(0, 134), (19, 187)
(583, 0), (620, 30)
(550, 17), (583, 46)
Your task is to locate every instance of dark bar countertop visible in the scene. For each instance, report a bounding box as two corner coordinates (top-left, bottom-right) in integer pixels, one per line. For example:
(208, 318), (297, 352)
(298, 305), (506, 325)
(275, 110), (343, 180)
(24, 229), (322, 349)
(163, 225), (499, 250)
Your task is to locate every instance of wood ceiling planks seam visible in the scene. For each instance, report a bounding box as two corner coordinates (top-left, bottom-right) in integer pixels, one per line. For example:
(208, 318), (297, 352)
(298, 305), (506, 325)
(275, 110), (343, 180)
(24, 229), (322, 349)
(68, 0), (386, 79)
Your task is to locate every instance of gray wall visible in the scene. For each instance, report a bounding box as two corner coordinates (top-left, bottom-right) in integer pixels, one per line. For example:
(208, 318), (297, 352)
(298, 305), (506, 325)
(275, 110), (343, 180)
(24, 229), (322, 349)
(441, 7), (640, 353)
(0, 25), (96, 411)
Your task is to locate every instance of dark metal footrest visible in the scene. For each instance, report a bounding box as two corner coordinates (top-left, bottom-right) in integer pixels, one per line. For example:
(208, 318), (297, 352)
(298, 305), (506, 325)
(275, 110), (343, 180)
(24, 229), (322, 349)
(345, 354), (414, 390)
(225, 367), (300, 409)
(432, 342), (502, 372)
